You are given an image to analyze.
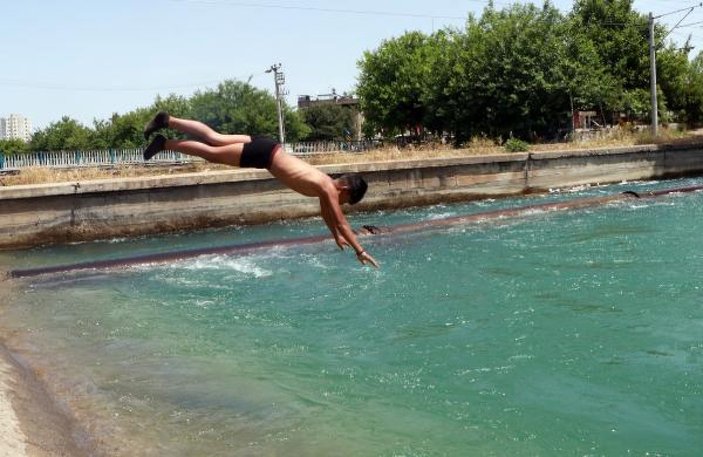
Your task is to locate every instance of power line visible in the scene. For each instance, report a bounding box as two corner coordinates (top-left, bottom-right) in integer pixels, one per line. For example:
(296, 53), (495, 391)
(653, 3), (703, 19)
(648, 2), (703, 135)
(168, 0), (468, 20)
(658, 3), (702, 40)
(676, 19), (703, 28)
(167, 0), (703, 31)
(0, 79), (220, 92)
(0, 73), (266, 93)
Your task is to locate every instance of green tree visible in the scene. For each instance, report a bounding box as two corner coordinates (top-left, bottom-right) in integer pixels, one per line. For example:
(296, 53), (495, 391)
(570, 0), (662, 122)
(357, 0), (683, 140)
(189, 79), (309, 141)
(620, 88), (654, 120)
(449, 2), (572, 140)
(359, 2), (606, 141)
(152, 93), (192, 120)
(30, 117), (92, 151)
(91, 108), (151, 149)
(559, 13), (618, 119)
(418, 29), (463, 138)
(357, 31), (435, 137)
(284, 107), (311, 143)
(682, 51), (703, 123)
(300, 104), (357, 141)
(91, 94), (191, 149)
(656, 39), (703, 124)
(0, 138), (30, 155)
(571, 0), (651, 90)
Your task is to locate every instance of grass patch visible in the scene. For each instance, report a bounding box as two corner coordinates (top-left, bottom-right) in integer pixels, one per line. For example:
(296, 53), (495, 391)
(504, 138), (530, 153)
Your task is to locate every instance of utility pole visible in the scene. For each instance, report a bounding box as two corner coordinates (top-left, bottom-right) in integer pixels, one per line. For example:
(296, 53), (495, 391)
(266, 63), (287, 145)
(649, 12), (658, 136)
(649, 4), (703, 136)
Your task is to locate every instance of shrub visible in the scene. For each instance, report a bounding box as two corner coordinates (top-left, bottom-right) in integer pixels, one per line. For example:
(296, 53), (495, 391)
(504, 138), (530, 153)
(0, 138), (30, 155)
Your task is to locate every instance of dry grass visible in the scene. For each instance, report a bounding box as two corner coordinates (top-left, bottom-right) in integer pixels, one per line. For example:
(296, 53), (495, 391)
(308, 127), (695, 165)
(1, 128), (700, 187)
(0, 162), (230, 187)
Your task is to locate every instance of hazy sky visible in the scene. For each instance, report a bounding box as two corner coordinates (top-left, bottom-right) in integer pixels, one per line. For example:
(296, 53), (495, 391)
(2, 0), (701, 129)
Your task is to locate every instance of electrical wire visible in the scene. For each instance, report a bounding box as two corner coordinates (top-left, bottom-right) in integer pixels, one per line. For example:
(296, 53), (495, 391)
(168, 0), (469, 20)
(0, 73), (266, 93)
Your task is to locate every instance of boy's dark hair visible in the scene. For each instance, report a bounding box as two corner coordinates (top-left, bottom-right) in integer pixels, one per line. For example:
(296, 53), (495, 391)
(337, 173), (368, 205)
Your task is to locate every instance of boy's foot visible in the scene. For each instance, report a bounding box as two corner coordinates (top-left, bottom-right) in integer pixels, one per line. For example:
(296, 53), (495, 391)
(143, 111), (170, 139)
(143, 134), (167, 161)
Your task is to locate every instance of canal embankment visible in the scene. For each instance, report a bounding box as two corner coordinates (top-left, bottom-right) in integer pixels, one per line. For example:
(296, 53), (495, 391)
(1, 143), (702, 249)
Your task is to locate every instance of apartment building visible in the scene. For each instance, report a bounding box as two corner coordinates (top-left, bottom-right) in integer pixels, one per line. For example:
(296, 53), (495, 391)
(0, 114), (33, 142)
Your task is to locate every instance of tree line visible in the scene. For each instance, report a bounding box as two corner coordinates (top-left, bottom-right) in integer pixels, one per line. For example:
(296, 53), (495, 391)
(3, 0), (703, 155)
(357, 0), (703, 143)
(0, 80), (358, 155)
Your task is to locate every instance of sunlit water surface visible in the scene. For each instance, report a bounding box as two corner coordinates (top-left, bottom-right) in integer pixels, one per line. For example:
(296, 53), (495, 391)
(1, 179), (702, 456)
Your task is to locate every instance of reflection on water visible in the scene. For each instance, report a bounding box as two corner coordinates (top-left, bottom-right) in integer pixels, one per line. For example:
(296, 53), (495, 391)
(1, 179), (703, 456)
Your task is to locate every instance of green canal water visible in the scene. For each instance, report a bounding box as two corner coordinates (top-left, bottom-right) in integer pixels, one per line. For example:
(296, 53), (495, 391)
(1, 179), (702, 456)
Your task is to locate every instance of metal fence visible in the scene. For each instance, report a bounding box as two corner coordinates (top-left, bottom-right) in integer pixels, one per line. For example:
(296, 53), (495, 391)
(288, 140), (379, 156)
(0, 140), (380, 171)
(0, 149), (191, 170)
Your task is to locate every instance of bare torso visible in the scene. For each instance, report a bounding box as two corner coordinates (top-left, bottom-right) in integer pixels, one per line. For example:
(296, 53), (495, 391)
(267, 147), (379, 267)
(268, 150), (333, 198)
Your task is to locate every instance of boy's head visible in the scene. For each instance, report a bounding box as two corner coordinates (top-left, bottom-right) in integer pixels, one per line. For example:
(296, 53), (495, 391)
(335, 173), (368, 205)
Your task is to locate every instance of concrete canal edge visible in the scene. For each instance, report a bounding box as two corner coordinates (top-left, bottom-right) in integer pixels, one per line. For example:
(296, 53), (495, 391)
(1, 143), (702, 249)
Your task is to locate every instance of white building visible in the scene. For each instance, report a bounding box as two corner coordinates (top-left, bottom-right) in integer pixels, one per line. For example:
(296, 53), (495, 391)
(0, 114), (33, 142)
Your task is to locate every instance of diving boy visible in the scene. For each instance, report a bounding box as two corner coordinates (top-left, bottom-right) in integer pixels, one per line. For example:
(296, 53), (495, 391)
(143, 112), (379, 267)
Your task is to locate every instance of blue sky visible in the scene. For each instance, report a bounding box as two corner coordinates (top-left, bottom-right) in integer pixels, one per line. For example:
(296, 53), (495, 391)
(2, 0), (702, 130)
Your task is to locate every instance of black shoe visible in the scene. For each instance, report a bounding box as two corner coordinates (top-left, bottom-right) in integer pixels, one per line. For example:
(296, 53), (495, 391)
(143, 134), (167, 161)
(144, 111), (170, 139)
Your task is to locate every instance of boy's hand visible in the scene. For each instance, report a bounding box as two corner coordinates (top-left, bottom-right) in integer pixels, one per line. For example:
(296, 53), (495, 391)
(335, 235), (350, 250)
(357, 250), (380, 268)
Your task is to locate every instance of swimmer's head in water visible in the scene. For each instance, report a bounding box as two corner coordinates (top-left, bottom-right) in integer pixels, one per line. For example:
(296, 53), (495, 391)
(335, 173), (368, 205)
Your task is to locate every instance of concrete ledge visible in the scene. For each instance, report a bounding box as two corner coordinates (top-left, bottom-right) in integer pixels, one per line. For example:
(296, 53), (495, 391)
(1, 145), (702, 249)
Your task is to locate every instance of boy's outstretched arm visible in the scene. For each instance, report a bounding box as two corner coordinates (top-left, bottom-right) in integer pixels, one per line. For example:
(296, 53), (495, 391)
(319, 192), (379, 268)
(320, 200), (349, 250)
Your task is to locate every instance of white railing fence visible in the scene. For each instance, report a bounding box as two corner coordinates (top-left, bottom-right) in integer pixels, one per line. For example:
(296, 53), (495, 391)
(0, 149), (190, 170)
(288, 140), (378, 156)
(0, 140), (380, 170)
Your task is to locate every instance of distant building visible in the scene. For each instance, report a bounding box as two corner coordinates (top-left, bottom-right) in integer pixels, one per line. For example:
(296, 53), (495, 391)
(572, 110), (600, 130)
(297, 92), (359, 109)
(297, 91), (363, 140)
(0, 114), (33, 142)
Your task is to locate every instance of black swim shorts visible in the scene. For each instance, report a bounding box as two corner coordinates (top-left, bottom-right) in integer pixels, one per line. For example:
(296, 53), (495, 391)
(240, 137), (281, 169)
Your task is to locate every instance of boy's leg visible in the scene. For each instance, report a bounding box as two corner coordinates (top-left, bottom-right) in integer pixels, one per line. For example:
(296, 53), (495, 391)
(168, 138), (245, 166)
(143, 134), (167, 160)
(144, 134), (244, 165)
(144, 112), (251, 145)
(143, 112), (170, 139)
(169, 116), (251, 146)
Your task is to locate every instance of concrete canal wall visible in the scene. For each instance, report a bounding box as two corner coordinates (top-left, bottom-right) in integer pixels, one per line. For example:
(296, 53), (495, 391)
(1, 144), (702, 249)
